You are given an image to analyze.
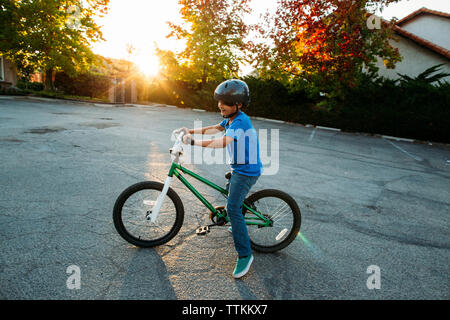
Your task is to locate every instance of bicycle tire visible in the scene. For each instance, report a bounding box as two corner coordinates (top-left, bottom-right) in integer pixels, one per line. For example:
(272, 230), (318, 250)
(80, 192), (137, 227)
(113, 181), (184, 248)
(244, 189), (301, 253)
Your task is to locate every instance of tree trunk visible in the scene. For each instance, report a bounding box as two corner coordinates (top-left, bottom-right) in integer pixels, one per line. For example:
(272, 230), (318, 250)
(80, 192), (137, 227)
(45, 68), (54, 91)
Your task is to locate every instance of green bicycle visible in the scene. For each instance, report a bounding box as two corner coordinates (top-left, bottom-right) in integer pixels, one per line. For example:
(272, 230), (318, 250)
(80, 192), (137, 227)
(113, 132), (301, 253)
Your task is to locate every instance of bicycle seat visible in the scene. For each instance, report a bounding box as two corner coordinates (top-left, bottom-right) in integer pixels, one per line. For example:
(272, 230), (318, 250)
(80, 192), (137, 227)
(225, 171), (232, 180)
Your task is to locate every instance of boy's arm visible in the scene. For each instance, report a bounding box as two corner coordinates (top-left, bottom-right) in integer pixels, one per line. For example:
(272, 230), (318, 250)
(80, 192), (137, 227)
(193, 136), (233, 148)
(181, 123), (230, 148)
(189, 123), (224, 135)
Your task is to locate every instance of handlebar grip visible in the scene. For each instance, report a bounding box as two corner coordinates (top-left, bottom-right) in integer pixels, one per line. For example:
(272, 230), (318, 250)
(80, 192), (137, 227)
(177, 131), (185, 141)
(173, 128), (187, 140)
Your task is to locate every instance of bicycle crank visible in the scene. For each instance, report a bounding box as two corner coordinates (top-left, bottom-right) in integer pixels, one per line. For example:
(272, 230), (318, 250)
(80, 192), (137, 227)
(209, 206), (227, 226)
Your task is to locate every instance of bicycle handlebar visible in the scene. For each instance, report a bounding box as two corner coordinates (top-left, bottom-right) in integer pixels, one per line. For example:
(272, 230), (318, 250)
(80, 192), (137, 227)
(173, 130), (186, 144)
(170, 130), (186, 160)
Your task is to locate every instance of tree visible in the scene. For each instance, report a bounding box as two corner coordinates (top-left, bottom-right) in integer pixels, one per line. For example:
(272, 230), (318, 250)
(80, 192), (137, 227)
(253, 0), (402, 94)
(0, 0), (109, 90)
(155, 47), (190, 81)
(160, 0), (252, 86)
(125, 43), (136, 74)
(0, 1), (35, 78)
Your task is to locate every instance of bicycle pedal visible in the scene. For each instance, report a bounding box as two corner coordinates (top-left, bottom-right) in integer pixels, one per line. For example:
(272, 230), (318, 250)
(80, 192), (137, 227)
(196, 226), (210, 236)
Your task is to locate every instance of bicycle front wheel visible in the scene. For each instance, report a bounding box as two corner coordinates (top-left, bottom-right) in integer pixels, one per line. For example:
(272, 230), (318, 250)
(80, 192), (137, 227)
(113, 181), (184, 248)
(244, 189), (301, 253)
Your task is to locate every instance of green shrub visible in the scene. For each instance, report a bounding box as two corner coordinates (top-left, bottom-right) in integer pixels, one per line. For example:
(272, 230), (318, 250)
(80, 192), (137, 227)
(17, 80), (44, 91)
(54, 72), (112, 99)
(339, 65), (450, 142)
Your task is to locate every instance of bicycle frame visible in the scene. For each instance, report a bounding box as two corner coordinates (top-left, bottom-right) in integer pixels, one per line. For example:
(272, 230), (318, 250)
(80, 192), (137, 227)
(168, 162), (272, 227)
(149, 131), (271, 227)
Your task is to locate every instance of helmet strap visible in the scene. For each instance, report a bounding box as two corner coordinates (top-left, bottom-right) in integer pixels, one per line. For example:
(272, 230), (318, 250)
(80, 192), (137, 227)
(223, 103), (240, 119)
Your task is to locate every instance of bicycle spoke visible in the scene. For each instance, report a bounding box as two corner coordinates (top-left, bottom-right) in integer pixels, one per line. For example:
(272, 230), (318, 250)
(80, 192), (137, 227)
(270, 202), (289, 220)
(246, 193), (298, 250)
(120, 188), (177, 242)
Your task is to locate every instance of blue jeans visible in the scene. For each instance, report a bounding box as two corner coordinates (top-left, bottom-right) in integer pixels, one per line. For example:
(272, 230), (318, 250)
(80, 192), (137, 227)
(226, 172), (259, 257)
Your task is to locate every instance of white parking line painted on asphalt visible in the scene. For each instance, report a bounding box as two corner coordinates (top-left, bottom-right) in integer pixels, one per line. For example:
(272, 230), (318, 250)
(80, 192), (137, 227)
(384, 138), (423, 162)
(308, 128), (316, 142)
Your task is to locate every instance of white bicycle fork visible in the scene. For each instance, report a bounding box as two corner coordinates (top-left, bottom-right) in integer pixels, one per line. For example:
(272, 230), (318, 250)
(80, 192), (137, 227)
(148, 130), (184, 222)
(148, 176), (172, 222)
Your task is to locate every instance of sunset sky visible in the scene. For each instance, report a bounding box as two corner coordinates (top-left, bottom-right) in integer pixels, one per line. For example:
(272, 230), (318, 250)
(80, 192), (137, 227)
(91, 0), (450, 76)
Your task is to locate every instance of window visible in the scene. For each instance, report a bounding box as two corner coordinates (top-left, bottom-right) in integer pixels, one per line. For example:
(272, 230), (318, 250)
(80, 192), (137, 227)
(0, 56), (4, 81)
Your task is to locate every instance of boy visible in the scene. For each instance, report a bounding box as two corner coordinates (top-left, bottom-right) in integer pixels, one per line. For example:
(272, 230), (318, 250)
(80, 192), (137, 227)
(176, 79), (262, 278)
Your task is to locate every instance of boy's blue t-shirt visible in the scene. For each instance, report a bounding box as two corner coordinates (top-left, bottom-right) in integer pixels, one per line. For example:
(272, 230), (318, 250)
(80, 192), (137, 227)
(219, 111), (263, 176)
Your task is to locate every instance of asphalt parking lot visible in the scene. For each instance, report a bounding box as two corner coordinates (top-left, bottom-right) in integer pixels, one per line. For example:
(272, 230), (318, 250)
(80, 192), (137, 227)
(0, 96), (449, 300)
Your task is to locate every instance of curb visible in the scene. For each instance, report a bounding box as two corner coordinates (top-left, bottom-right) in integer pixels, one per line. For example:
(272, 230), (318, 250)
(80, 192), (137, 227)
(16, 95), (117, 106)
(94, 103), (115, 108)
(380, 135), (415, 143)
(252, 116), (284, 124)
(316, 125), (341, 132)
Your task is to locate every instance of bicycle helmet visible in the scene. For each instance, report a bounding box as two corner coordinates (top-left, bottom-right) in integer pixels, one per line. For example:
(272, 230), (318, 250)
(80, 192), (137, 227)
(214, 79), (250, 108)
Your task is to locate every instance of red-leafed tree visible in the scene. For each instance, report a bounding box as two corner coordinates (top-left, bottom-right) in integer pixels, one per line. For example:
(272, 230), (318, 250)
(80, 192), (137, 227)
(253, 0), (402, 93)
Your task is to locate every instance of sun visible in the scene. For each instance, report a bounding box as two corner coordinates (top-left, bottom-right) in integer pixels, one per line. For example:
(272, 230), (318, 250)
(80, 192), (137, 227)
(134, 53), (160, 77)
(91, 0), (185, 77)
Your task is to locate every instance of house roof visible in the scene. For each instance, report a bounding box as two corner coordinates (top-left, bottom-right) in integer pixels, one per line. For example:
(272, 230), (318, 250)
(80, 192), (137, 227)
(392, 7), (450, 59)
(396, 7), (450, 26)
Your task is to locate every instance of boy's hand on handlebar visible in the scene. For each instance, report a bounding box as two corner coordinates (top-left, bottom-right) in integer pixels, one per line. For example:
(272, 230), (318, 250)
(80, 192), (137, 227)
(182, 134), (193, 145)
(173, 127), (189, 136)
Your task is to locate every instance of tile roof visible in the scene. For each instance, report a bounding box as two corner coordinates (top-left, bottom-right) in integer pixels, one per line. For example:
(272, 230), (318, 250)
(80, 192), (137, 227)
(396, 7), (450, 26)
(392, 7), (450, 59)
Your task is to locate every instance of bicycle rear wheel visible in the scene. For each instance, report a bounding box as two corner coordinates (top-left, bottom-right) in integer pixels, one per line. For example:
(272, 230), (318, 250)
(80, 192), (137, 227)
(113, 181), (184, 247)
(244, 189), (301, 253)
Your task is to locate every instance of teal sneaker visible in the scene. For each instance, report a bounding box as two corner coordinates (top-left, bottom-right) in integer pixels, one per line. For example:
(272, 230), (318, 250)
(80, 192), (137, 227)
(228, 226), (232, 234)
(233, 255), (254, 279)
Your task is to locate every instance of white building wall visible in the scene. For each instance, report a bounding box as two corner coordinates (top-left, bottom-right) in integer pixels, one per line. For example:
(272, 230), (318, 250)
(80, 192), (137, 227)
(375, 35), (450, 82)
(400, 15), (450, 51)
